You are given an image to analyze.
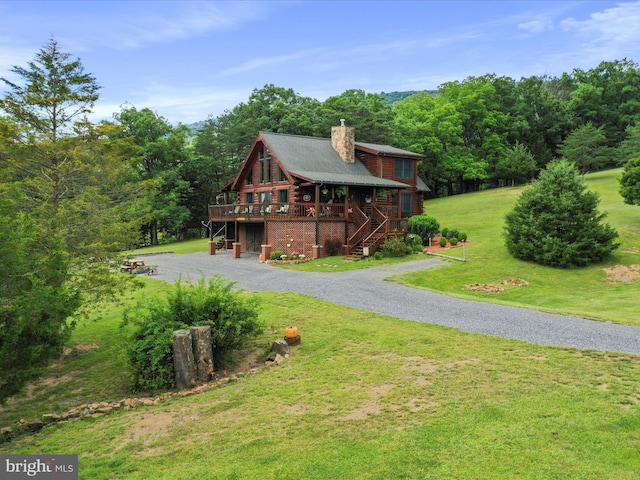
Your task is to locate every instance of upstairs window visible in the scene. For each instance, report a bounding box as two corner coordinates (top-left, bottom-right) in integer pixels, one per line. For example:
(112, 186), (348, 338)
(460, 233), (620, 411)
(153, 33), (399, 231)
(401, 193), (413, 216)
(259, 191), (271, 203)
(278, 165), (287, 182)
(394, 159), (413, 179)
(245, 167), (253, 185)
(259, 147), (272, 184)
(245, 192), (253, 204)
(278, 189), (288, 203)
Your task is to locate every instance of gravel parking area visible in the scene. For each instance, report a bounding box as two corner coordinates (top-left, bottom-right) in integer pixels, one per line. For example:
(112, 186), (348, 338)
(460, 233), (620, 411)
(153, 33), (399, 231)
(142, 250), (640, 356)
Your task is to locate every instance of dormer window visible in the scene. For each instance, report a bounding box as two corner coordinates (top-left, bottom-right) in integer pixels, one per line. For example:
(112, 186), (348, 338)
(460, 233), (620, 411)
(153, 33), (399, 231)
(394, 159), (413, 179)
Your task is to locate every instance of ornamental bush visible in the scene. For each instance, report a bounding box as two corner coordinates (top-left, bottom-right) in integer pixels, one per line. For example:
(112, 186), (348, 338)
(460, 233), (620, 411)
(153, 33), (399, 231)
(270, 250), (284, 260)
(405, 233), (423, 253)
(446, 228), (460, 240)
(408, 215), (440, 244)
(439, 237), (447, 248)
(124, 276), (262, 391)
(380, 236), (408, 257)
(504, 159), (619, 267)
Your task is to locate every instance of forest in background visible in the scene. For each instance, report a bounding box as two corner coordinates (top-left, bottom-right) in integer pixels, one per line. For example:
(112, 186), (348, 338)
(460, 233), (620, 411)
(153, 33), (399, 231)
(3, 42), (640, 246)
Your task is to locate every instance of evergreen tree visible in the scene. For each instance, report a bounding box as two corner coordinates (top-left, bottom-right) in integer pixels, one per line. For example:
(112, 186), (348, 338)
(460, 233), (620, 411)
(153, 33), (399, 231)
(504, 160), (619, 267)
(0, 39), (143, 402)
(620, 157), (640, 206)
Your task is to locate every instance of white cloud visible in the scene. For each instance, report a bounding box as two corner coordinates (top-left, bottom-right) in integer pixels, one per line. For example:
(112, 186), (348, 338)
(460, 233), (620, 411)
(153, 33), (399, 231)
(108, 1), (266, 50)
(518, 18), (553, 34)
(93, 82), (251, 125)
(560, 1), (640, 47)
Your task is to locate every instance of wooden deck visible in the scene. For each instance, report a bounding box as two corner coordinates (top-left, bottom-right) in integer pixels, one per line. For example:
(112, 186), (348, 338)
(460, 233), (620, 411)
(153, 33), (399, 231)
(209, 202), (348, 221)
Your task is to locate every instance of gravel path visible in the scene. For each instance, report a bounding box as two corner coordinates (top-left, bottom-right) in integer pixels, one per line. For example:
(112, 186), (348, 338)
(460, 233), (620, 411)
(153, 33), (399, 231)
(141, 250), (640, 356)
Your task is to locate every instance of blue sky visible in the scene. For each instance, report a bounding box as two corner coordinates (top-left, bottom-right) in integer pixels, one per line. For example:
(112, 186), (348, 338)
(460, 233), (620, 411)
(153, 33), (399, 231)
(1, 1), (639, 125)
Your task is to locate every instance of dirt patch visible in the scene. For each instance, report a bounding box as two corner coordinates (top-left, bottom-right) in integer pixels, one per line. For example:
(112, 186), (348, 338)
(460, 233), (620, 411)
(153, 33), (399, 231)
(466, 277), (529, 292)
(603, 264), (640, 283)
(466, 283), (504, 293)
(339, 384), (396, 420)
(130, 412), (174, 444)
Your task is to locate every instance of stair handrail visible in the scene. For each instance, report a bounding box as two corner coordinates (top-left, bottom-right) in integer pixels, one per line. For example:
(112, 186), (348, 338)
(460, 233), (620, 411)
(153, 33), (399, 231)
(212, 224), (226, 240)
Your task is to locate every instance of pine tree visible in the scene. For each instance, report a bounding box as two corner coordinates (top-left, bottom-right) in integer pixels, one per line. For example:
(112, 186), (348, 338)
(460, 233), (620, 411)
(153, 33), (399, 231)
(504, 160), (619, 267)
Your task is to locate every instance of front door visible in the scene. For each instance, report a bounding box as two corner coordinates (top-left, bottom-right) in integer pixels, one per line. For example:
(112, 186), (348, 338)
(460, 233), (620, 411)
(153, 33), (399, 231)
(245, 223), (263, 253)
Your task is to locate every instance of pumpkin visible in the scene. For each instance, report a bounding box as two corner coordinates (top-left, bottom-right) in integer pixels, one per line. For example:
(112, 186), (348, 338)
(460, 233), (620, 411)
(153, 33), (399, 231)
(285, 326), (299, 338)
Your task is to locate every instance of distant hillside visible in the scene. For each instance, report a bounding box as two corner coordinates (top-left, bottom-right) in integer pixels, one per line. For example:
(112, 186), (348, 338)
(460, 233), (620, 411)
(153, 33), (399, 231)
(380, 90), (438, 105)
(185, 120), (207, 136)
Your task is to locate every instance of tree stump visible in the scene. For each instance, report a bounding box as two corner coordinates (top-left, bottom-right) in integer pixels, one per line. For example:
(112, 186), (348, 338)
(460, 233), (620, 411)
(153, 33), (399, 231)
(172, 329), (196, 390)
(191, 325), (214, 382)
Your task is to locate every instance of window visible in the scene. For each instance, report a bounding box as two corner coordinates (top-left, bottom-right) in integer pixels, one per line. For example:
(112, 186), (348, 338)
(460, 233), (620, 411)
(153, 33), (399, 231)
(245, 193), (253, 204)
(401, 194), (413, 216)
(278, 189), (288, 203)
(259, 147), (272, 184)
(394, 159), (413, 179)
(259, 192), (271, 203)
(278, 165), (287, 182)
(245, 167), (253, 185)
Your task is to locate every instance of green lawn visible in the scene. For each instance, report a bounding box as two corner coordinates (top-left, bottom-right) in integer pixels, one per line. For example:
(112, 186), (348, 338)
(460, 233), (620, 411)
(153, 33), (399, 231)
(2, 168), (639, 479)
(393, 168), (640, 326)
(2, 290), (640, 479)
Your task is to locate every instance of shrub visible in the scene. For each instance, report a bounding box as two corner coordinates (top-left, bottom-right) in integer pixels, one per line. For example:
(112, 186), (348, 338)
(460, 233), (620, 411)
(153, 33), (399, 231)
(124, 276), (262, 391)
(405, 233), (423, 253)
(504, 159), (619, 267)
(324, 238), (343, 256)
(270, 250), (284, 260)
(408, 215), (440, 243)
(439, 237), (447, 248)
(380, 236), (408, 257)
(450, 237), (458, 246)
(441, 227), (449, 239)
(459, 232), (468, 242)
(447, 228), (460, 240)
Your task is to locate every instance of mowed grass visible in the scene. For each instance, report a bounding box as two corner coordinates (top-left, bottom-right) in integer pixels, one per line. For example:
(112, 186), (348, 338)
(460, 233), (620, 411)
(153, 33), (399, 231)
(2, 168), (640, 478)
(2, 291), (640, 479)
(394, 168), (640, 325)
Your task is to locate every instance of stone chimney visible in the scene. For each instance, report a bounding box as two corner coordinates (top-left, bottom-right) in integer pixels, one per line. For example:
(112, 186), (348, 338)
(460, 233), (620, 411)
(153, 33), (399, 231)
(331, 119), (355, 164)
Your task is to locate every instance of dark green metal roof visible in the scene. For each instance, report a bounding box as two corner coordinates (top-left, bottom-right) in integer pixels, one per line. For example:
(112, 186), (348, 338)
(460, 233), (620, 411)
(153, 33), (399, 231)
(260, 132), (418, 188)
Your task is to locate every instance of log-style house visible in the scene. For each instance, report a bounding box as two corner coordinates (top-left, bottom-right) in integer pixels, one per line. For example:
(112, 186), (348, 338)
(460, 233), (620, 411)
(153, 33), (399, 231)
(208, 122), (427, 260)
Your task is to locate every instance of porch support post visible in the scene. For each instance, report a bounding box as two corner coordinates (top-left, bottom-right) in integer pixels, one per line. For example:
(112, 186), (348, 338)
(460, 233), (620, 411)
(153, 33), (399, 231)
(261, 244), (272, 262)
(315, 184), (320, 246)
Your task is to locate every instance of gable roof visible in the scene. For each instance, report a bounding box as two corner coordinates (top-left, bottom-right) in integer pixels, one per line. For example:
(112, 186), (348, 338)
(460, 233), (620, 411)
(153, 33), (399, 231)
(258, 132), (419, 188)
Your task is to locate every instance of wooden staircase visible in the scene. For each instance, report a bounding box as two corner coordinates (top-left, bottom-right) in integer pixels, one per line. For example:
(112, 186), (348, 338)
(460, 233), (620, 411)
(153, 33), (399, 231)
(347, 206), (391, 258)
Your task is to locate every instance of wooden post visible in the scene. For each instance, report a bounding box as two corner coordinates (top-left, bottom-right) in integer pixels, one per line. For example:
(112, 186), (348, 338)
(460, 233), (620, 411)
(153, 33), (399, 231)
(172, 329), (196, 390)
(191, 326), (214, 383)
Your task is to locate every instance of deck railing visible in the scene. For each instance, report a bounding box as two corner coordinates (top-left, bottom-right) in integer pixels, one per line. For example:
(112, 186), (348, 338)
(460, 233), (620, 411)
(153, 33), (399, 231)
(209, 202), (349, 220)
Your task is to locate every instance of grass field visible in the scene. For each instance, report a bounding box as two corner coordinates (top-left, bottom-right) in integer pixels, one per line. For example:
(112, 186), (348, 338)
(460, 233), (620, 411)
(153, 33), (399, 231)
(2, 168), (639, 479)
(394, 168), (640, 326)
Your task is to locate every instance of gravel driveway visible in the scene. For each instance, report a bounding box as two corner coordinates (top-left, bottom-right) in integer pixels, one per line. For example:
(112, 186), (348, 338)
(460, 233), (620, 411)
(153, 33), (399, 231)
(141, 250), (640, 356)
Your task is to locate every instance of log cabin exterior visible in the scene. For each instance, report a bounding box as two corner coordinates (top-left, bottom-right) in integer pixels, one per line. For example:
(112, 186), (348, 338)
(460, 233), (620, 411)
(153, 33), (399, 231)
(208, 123), (427, 260)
